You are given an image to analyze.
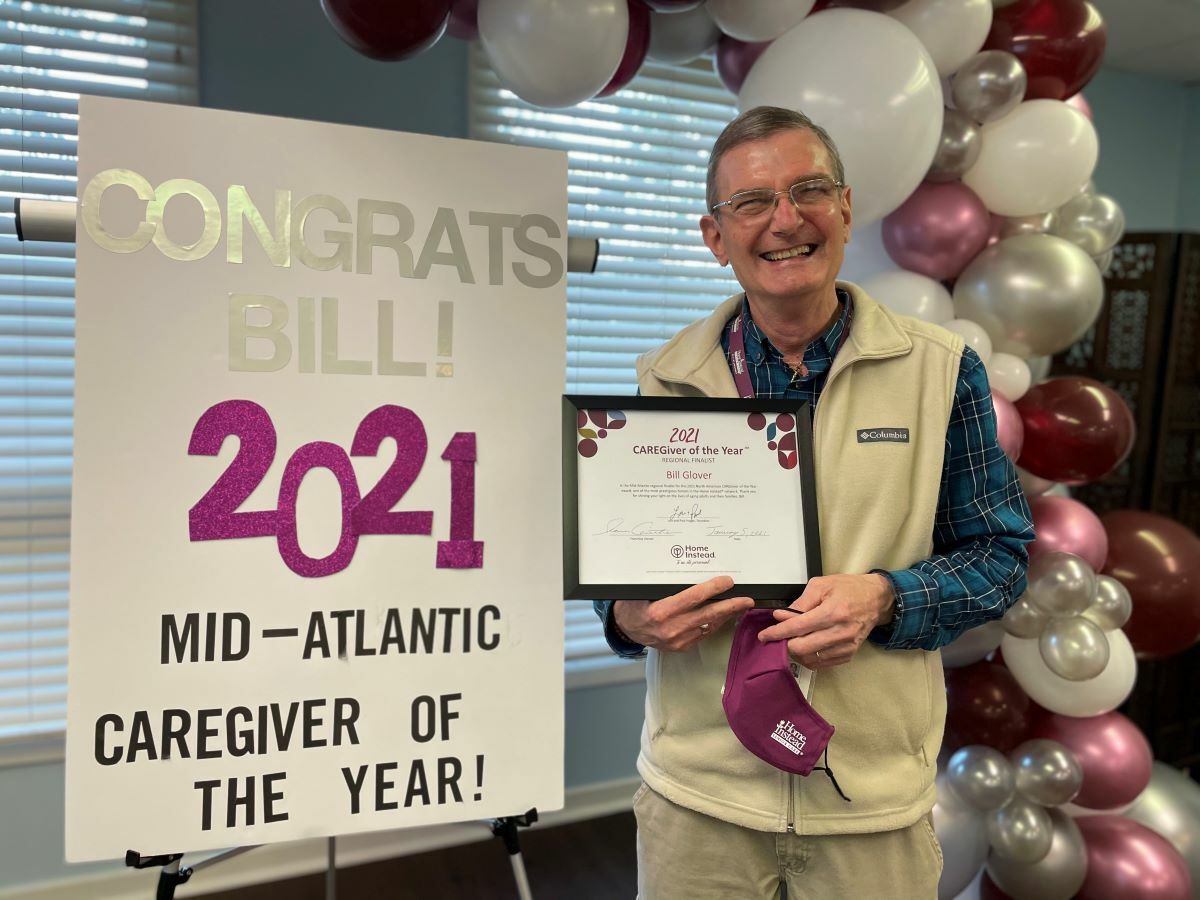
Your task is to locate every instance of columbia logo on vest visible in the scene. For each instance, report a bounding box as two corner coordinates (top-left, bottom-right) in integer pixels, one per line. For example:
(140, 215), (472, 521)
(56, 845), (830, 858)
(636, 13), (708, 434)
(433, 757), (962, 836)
(857, 427), (910, 443)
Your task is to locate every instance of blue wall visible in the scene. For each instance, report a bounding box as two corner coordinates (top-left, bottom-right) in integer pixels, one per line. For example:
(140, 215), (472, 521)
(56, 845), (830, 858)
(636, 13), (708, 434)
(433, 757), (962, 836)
(1, 2), (1197, 892)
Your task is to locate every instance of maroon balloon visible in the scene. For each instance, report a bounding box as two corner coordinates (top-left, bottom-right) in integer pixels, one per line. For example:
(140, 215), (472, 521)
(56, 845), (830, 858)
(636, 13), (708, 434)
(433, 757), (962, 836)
(983, 0), (1107, 101)
(447, 0), (478, 41)
(882, 181), (991, 281)
(714, 34), (771, 95)
(992, 390), (1024, 463)
(642, 0), (703, 10)
(944, 660), (1032, 753)
(980, 873), (1014, 900)
(1101, 510), (1200, 659)
(598, 0), (651, 97)
(1077, 816), (1193, 900)
(1015, 376), (1135, 486)
(1028, 710), (1152, 809)
(1028, 495), (1108, 571)
(321, 0), (451, 60)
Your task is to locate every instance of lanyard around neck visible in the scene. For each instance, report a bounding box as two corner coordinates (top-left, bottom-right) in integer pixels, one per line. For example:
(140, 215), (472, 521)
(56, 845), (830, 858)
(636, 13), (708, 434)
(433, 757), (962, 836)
(726, 297), (853, 399)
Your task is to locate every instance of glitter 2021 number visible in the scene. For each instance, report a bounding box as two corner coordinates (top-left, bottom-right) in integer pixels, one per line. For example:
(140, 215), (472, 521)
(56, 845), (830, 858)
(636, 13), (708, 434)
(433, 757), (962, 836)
(187, 400), (482, 577)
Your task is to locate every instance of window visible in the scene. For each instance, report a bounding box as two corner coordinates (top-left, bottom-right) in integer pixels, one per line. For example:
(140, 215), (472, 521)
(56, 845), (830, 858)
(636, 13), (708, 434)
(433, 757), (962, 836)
(469, 46), (739, 683)
(0, 0), (197, 748)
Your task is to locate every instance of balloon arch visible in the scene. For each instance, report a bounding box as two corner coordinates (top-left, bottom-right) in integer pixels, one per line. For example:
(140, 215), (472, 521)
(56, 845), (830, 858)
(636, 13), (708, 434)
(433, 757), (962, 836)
(322, 1), (1200, 898)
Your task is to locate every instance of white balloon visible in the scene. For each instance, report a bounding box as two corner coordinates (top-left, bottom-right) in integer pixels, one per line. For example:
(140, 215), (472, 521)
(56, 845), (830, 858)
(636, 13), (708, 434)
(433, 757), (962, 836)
(647, 5), (719, 64)
(739, 9), (943, 225)
(839, 219), (895, 284)
(942, 620), (1005, 668)
(478, 0), (628, 108)
(888, 0), (993, 77)
(706, 0), (815, 42)
(986, 352), (1032, 401)
(860, 269), (955, 323)
(1017, 466), (1057, 498)
(963, 100), (1098, 218)
(1001, 629), (1136, 718)
(943, 318), (993, 364)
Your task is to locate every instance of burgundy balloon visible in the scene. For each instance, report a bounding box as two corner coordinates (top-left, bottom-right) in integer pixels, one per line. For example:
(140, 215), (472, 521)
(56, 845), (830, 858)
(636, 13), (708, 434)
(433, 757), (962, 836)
(944, 660), (1032, 753)
(714, 34), (771, 95)
(321, 0), (451, 60)
(882, 181), (991, 281)
(1028, 495), (1108, 572)
(984, 0), (1107, 101)
(598, 0), (651, 97)
(642, 0), (703, 10)
(992, 391), (1024, 463)
(1101, 510), (1200, 659)
(1016, 377), (1135, 486)
(1077, 816), (1193, 900)
(447, 0), (478, 41)
(1028, 710), (1152, 809)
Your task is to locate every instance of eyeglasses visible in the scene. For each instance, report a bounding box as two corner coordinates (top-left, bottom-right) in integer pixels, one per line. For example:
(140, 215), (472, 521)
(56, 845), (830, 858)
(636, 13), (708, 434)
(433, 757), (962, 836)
(711, 176), (844, 219)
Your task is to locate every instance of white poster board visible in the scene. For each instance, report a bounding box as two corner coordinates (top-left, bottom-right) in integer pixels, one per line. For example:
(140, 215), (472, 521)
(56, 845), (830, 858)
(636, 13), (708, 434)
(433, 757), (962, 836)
(65, 97), (566, 861)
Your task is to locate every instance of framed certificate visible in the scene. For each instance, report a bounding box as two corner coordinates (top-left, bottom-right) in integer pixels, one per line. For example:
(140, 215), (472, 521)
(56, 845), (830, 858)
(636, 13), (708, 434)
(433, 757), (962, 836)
(563, 395), (823, 601)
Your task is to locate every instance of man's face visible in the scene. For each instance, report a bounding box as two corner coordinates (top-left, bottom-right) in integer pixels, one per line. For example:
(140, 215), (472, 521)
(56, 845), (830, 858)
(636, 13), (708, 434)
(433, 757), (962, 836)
(700, 129), (852, 308)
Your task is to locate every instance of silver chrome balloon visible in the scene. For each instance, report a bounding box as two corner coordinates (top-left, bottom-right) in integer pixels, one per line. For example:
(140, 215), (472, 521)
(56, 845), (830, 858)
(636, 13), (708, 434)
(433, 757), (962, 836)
(994, 211), (1057, 240)
(953, 233), (1104, 357)
(1010, 739), (1083, 807)
(986, 807), (1087, 900)
(1038, 615), (1110, 681)
(927, 108), (982, 183)
(1093, 248), (1115, 276)
(934, 773), (990, 899)
(1025, 551), (1096, 617)
(1052, 191), (1126, 256)
(987, 797), (1054, 863)
(1083, 575), (1133, 631)
(1002, 593), (1049, 638)
(947, 745), (1016, 812)
(952, 50), (1026, 123)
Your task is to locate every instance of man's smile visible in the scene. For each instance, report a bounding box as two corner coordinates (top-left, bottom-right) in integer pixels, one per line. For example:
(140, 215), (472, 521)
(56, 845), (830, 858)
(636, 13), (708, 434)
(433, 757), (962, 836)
(761, 244), (818, 261)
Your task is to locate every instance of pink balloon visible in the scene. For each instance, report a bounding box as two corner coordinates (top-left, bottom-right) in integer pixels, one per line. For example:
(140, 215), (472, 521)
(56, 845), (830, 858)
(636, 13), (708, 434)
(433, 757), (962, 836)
(1029, 711), (1152, 809)
(1066, 92), (1093, 121)
(882, 181), (991, 281)
(714, 34), (771, 94)
(447, 0), (478, 40)
(992, 390), (1024, 462)
(598, 0), (651, 96)
(1077, 816), (1193, 900)
(1028, 495), (1108, 571)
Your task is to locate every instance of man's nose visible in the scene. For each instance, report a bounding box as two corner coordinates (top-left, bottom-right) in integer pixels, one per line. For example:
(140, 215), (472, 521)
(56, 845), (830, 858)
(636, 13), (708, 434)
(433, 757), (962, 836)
(769, 191), (804, 231)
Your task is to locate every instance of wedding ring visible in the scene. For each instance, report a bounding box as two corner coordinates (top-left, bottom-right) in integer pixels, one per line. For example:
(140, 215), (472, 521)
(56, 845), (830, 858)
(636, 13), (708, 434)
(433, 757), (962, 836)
(699, 622), (711, 636)
(814, 649), (822, 660)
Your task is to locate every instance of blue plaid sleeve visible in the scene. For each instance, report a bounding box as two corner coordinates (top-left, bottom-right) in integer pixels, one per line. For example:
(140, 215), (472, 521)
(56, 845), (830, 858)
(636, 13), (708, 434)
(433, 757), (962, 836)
(593, 600), (648, 658)
(869, 346), (1035, 651)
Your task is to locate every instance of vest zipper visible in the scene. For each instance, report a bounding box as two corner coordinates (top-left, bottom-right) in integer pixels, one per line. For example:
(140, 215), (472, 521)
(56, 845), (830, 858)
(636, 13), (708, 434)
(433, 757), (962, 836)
(787, 773), (796, 833)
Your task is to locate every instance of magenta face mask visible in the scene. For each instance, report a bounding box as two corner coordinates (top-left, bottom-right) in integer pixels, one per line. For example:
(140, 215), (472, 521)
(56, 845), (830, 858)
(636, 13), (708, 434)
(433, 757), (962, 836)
(723, 609), (850, 800)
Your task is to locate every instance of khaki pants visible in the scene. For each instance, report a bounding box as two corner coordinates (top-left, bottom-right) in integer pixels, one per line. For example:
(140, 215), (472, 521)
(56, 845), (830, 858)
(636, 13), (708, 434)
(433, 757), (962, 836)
(633, 783), (943, 900)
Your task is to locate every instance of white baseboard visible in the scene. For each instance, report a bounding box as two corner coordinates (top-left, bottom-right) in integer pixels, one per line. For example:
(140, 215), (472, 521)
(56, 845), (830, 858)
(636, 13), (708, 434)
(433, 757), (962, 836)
(0, 776), (641, 900)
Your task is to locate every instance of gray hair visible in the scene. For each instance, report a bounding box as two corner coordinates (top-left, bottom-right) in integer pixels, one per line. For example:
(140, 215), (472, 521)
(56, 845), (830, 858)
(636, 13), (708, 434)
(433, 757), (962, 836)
(705, 106), (846, 212)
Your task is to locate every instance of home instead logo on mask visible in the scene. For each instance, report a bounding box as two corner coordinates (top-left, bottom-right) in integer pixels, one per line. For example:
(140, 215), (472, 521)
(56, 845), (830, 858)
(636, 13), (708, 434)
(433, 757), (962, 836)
(770, 719), (807, 756)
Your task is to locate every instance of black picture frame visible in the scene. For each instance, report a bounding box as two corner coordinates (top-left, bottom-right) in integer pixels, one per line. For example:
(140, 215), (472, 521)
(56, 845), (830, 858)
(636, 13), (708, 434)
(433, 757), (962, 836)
(563, 394), (823, 604)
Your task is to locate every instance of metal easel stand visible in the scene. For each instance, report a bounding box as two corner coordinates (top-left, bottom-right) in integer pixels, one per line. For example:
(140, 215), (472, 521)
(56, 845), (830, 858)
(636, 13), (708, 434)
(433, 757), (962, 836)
(491, 809), (539, 900)
(12, 198), (602, 274)
(126, 844), (263, 900)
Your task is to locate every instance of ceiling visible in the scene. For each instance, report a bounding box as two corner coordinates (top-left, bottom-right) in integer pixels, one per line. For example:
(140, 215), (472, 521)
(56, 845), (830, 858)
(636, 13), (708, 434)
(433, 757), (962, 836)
(1091, 0), (1200, 84)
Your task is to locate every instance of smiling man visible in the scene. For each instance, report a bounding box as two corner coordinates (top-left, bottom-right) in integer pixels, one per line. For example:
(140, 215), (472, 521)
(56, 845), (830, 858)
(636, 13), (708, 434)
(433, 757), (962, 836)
(594, 107), (1035, 899)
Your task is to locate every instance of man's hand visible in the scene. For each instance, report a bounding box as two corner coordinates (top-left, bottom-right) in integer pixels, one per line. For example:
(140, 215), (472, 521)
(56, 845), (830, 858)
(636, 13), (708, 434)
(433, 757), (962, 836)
(756, 574), (895, 669)
(613, 576), (755, 653)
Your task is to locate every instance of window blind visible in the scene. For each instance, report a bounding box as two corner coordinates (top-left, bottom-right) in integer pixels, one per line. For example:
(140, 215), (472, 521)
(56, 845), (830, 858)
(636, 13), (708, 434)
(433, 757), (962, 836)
(469, 45), (739, 682)
(0, 0), (196, 745)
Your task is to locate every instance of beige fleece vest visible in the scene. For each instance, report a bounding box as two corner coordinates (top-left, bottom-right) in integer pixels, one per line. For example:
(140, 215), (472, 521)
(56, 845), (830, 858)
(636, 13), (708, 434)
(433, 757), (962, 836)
(633, 283), (963, 835)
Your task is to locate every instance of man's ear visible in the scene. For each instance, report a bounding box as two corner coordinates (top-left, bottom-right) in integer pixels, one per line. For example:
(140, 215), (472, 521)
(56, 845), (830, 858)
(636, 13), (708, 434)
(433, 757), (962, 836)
(700, 214), (729, 266)
(840, 186), (853, 245)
